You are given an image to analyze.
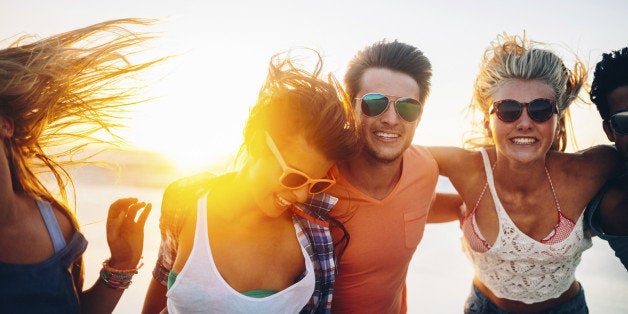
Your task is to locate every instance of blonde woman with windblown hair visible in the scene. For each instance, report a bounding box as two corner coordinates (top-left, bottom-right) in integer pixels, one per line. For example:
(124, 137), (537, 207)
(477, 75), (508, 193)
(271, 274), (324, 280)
(0, 18), (164, 313)
(427, 34), (623, 313)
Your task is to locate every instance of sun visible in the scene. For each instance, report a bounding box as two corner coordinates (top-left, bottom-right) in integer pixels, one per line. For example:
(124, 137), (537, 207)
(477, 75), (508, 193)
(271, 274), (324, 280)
(111, 25), (273, 175)
(119, 61), (259, 174)
(122, 97), (246, 174)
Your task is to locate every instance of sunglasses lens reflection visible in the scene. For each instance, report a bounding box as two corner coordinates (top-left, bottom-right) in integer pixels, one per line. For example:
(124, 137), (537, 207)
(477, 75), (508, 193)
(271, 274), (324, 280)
(396, 98), (421, 122)
(361, 94), (389, 117)
(528, 99), (554, 122)
(611, 111), (628, 134)
(361, 93), (421, 122)
(495, 99), (555, 123)
(496, 100), (523, 122)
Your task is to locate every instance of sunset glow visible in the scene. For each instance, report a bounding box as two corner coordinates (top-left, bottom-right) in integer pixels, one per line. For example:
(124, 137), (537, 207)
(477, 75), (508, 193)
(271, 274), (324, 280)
(2, 1), (622, 172)
(3, 1), (627, 313)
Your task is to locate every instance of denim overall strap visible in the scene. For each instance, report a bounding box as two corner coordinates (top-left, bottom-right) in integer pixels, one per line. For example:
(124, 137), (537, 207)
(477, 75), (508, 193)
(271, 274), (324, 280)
(37, 199), (67, 253)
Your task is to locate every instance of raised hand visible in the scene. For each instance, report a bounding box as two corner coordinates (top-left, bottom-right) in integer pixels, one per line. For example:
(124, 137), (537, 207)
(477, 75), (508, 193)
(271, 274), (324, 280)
(106, 198), (152, 269)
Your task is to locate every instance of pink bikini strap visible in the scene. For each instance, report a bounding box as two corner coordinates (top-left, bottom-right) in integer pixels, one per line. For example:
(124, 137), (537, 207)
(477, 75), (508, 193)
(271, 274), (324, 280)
(466, 160), (497, 220)
(470, 182), (488, 217)
(544, 166), (561, 213)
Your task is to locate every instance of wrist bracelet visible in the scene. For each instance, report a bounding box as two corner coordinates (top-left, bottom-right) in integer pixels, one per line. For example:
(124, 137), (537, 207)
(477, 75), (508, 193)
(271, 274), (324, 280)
(102, 258), (142, 274)
(99, 258), (142, 289)
(100, 268), (133, 289)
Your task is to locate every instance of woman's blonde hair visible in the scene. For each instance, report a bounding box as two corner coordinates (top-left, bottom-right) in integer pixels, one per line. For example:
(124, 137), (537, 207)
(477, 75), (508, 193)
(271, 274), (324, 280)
(0, 18), (165, 290)
(464, 33), (587, 152)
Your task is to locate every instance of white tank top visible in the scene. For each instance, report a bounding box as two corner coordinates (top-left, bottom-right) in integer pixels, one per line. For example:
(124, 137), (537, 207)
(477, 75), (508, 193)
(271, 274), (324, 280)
(461, 149), (592, 304)
(166, 194), (315, 313)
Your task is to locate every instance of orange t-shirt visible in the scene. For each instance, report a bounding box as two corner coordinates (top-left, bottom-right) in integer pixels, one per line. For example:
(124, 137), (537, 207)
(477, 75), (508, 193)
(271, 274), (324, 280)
(329, 145), (438, 313)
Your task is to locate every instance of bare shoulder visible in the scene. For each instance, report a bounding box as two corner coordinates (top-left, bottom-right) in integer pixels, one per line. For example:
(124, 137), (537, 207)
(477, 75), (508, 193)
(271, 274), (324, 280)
(160, 172), (216, 234)
(163, 172), (215, 203)
(162, 172), (216, 212)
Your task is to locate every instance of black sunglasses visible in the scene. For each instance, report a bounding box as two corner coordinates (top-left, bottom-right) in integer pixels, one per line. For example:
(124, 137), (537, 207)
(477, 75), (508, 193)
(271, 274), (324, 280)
(489, 98), (558, 123)
(357, 93), (422, 122)
(609, 110), (628, 135)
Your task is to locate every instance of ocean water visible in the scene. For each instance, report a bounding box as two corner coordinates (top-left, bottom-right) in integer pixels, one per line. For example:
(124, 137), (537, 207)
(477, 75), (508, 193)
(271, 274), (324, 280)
(70, 162), (628, 313)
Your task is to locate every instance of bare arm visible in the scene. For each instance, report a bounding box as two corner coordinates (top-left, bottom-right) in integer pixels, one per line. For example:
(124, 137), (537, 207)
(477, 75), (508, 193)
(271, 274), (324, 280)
(599, 183), (628, 236)
(426, 146), (470, 178)
(142, 278), (168, 314)
(424, 146), (484, 224)
(141, 177), (194, 314)
(427, 192), (464, 223)
(80, 198), (152, 314)
(578, 144), (625, 180)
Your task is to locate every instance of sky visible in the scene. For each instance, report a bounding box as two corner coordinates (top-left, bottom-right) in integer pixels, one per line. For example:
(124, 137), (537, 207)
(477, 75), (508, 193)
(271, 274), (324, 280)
(1, 0), (627, 172)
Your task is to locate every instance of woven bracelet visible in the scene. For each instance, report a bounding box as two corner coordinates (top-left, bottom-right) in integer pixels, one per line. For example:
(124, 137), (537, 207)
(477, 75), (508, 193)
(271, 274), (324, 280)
(100, 268), (133, 289)
(102, 258), (142, 274)
(99, 258), (142, 289)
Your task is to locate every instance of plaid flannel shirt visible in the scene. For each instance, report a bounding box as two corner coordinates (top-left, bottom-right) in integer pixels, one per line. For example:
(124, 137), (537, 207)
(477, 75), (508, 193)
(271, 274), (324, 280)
(292, 193), (338, 314)
(153, 173), (337, 314)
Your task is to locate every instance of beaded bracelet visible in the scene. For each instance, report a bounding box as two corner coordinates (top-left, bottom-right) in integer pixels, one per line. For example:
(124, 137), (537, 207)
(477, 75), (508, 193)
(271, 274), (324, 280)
(102, 258), (143, 274)
(99, 258), (143, 289)
(100, 268), (133, 289)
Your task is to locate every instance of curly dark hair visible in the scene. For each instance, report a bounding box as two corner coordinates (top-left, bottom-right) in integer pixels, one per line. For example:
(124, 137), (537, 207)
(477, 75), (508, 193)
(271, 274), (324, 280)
(590, 47), (628, 120)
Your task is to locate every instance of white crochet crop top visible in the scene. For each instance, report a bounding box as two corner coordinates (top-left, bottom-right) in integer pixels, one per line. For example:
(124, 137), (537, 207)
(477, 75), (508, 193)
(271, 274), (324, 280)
(460, 149), (592, 304)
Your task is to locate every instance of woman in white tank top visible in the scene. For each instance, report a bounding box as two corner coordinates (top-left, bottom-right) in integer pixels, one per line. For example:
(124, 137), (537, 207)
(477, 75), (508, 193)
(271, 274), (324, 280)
(427, 33), (623, 313)
(142, 50), (360, 314)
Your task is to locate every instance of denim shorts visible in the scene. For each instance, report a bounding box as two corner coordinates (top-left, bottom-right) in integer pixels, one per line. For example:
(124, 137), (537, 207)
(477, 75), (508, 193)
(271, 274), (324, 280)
(464, 283), (588, 314)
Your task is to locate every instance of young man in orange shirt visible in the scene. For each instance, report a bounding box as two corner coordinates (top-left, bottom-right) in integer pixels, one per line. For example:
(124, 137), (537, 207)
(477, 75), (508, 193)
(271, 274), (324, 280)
(328, 40), (460, 313)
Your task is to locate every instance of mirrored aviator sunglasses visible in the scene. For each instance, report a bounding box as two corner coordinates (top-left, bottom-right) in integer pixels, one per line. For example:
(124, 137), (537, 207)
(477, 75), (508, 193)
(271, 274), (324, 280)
(609, 111), (628, 135)
(490, 98), (558, 123)
(358, 93), (422, 122)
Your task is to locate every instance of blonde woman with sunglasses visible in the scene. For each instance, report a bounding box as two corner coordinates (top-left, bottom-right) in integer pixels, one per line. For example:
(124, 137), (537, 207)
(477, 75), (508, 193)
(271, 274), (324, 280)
(427, 34), (623, 313)
(142, 50), (359, 314)
(0, 19), (159, 313)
